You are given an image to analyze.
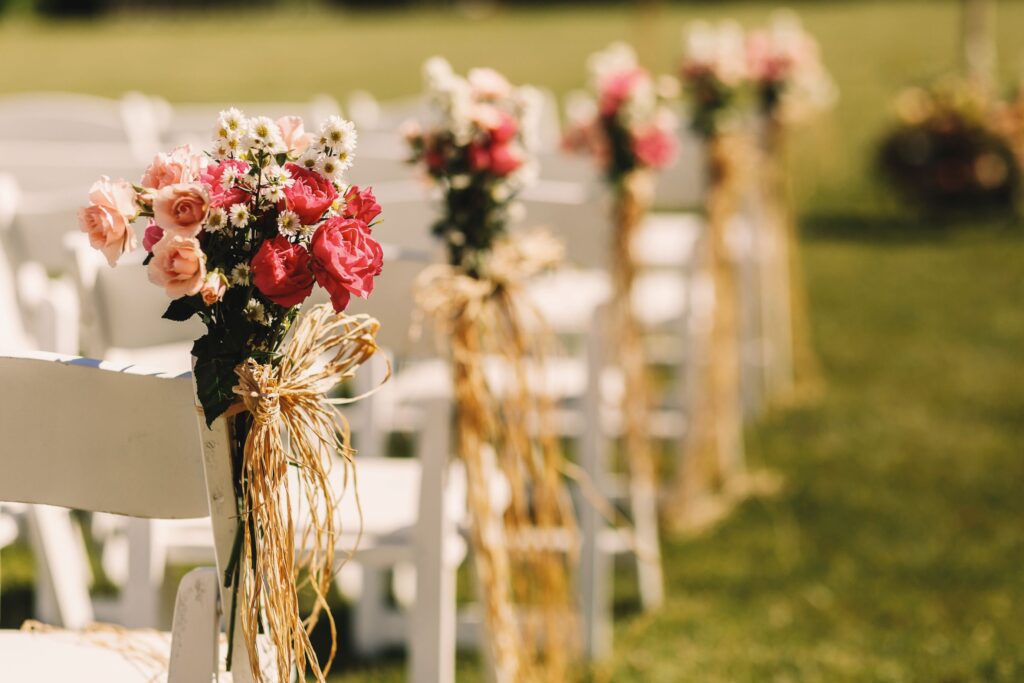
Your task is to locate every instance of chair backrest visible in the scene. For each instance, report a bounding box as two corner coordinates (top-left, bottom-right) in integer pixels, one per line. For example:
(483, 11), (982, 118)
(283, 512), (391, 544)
(0, 352), (210, 519)
(67, 238), (202, 356)
(515, 186), (613, 271)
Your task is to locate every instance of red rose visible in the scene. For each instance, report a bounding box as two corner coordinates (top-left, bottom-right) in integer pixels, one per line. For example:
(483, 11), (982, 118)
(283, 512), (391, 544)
(489, 112), (518, 144)
(343, 185), (382, 226)
(201, 160), (249, 209)
(467, 143), (491, 173)
(488, 143), (522, 177)
(283, 163), (338, 225)
(251, 235), (314, 308)
(310, 217), (384, 313)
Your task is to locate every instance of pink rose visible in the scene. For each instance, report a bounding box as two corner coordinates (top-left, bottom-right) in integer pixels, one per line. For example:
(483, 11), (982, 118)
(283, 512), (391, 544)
(142, 220), (164, 252)
(633, 127), (678, 169)
(342, 186), (382, 226)
(283, 163), (338, 225)
(78, 205), (136, 267)
(251, 236), (314, 308)
(79, 176), (138, 266)
(89, 175), (137, 216)
(310, 217), (383, 313)
(147, 234), (206, 298)
(489, 144), (522, 177)
(141, 144), (206, 190)
(200, 160), (250, 209)
(277, 116), (315, 156)
(199, 271), (227, 305)
(599, 68), (646, 117)
(153, 183), (210, 237)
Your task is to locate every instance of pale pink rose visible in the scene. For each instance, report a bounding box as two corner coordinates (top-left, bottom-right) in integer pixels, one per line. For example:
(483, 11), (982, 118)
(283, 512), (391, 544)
(468, 68), (512, 99)
(153, 183), (210, 237)
(88, 176), (137, 217)
(276, 116), (315, 155)
(78, 204), (136, 266)
(147, 235), (206, 298)
(141, 145), (207, 190)
(199, 271), (227, 305)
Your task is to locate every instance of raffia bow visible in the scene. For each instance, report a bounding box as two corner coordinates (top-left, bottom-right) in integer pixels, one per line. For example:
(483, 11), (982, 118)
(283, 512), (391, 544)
(227, 305), (383, 683)
(415, 230), (578, 683)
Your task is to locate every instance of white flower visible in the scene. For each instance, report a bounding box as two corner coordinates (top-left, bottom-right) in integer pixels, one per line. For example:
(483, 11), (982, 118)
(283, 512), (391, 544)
(297, 149), (319, 171)
(261, 185), (286, 203)
(243, 299), (269, 326)
(218, 108), (246, 134)
(276, 210), (302, 237)
(450, 174), (471, 190)
(317, 152), (352, 179)
(262, 164), (292, 187)
(204, 207), (228, 233)
(229, 263), (251, 286)
(220, 166), (239, 191)
(229, 203), (251, 229)
(491, 182), (512, 202)
(320, 115), (357, 154)
(246, 116), (286, 154)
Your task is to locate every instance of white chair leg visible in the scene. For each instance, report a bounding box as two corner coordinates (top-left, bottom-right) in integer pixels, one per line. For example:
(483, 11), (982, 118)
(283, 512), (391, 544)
(409, 399), (456, 683)
(354, 567), (389, 656)
(167, 567), (219, 683)
(25, 504), (94, 629)
(578, 316), (612, 660)
(122, 517), (161, 628)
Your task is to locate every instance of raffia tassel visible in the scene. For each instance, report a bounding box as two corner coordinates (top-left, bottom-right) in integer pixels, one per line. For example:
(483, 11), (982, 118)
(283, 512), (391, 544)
(230, 306), (382, 683)
(416, 230), (579, 683)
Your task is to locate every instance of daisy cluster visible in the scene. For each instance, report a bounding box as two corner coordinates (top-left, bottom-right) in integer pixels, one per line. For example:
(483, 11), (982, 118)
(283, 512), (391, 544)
(563, 42), (680, 183)
(78, 110), (384, 422)
(404, 57), (541, 273)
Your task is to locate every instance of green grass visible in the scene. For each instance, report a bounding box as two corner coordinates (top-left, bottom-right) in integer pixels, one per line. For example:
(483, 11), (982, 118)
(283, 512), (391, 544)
(1, 1), (1023, 681)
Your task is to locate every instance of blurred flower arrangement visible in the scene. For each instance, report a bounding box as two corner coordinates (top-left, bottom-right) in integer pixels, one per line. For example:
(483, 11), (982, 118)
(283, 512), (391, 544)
(403, 57), (541, 273)
(408, 58), (578, 682)
(680, 20), (749, 138)
(746, 11), (836, 124)
(877, 77), (1021, 214)
(79, 110), (384, 420)
(78, 110), (386, 682)
(562, 42), (680, 182)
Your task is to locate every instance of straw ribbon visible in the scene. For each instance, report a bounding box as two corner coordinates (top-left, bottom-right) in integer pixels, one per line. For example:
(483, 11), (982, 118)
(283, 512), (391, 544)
(227, 306), (383, 683)
(416, 230), (577, 683)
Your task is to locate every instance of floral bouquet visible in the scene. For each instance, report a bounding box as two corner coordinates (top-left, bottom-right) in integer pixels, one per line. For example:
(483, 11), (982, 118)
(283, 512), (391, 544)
(78, 110), (385, 681)
(746, 12), (836, 124)
(680, 20), (750, 138)
(563, 42), (680, 183)
(403, 57), (541, 274)
(407, 58), (577, 682)
(79, 109), (384, 422)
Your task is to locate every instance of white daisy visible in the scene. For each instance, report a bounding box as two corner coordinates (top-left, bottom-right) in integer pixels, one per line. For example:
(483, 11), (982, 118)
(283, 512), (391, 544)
(450, 174), (471, 190)
(320, 116), (357, 153)
(277, 210), (302, 238)
(229, 263), (251, 286)
(246, 116), (285, 154)
(261, 185), (286, 203)
(218, 108), (247, 135)
(297, 149), (319, 171)
(229, 203), (251, 229)
(204, 207), (228, 233)
(220, 166), (239, 191)
(243, 299), (269, 325)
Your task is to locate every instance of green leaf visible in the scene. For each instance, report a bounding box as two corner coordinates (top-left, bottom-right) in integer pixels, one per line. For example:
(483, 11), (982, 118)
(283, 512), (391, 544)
(191, 334), (242, 427)
(163, 295), (203, 322)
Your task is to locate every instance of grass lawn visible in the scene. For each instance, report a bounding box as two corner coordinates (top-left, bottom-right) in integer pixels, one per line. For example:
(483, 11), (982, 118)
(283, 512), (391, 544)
(1, 1), (1023, 681)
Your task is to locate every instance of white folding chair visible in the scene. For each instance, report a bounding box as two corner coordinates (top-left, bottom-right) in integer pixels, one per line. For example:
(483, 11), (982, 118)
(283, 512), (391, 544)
(0, 352), (262, 681)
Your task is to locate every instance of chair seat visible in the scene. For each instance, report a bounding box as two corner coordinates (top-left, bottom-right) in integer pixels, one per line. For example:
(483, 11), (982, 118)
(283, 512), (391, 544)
(633, 211), (702, 268)
(0, 629), (279, 682)
(526, 268), (689, 335)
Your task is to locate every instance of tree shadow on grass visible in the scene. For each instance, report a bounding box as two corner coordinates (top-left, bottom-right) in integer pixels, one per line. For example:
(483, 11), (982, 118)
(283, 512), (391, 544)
(799, 211), (1022, 245)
